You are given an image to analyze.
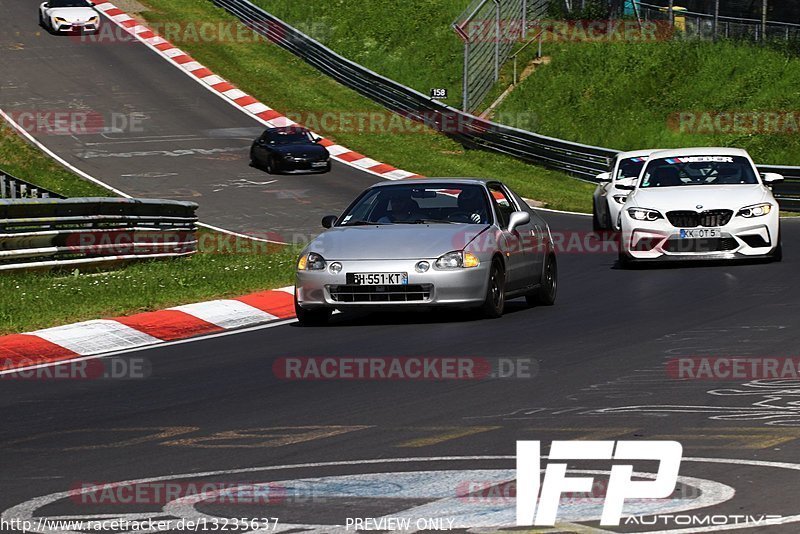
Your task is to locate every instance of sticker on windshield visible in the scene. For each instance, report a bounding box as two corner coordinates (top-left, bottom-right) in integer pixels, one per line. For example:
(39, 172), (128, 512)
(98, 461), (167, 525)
(666, 157), (734, 164)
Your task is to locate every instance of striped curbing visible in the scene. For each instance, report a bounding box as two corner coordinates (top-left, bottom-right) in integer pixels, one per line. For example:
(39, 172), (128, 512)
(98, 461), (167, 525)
(0, 287), (296, 372)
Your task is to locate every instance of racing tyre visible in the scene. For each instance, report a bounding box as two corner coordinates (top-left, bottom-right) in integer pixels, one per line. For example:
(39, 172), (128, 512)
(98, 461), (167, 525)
(592, 203), (603, 232)
(479, 260), (505, 319)
(527, 253), (557, 306)
(265, 156), (276, 174)
(294, 294), (331, 326)
(770, 236), (783, 263)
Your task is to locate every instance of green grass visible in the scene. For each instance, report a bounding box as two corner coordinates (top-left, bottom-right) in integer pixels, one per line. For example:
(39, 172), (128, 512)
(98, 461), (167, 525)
(0, 123), (112, 198)
(256, 0), (470, 109)
(0, 239), (298, 335)
(139, 0), (595, 212)
(496, 40), (800, 165)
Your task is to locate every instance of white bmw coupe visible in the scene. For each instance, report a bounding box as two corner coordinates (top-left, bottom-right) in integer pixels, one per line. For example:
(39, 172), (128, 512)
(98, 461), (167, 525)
(39, 0), (100, 34)
(619, 147), (783, 265)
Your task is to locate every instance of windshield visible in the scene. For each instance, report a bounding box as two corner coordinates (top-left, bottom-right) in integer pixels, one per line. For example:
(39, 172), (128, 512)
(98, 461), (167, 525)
(640, 156), (759, 188)
(615, 156), (648, 181)
(49, 0), (93, 7)
(266, 129), (314, 145)
(339, 184), (492, 225)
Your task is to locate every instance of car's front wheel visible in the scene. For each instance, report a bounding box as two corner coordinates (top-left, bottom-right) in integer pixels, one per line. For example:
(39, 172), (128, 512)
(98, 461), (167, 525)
(265, 156), (276, 174)
(770, 231), (783, 262)
(294, 293), (331, 326)
(479, 260), (505, 319)
(526, 253), (557, 306)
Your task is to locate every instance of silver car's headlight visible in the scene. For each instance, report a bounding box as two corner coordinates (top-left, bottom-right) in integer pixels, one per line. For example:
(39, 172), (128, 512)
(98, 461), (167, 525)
(612, 195), (628, 205)
(54, 17), (67, 24)
(297, 252), (326, 271)
(737, 203), (773, 218)
(434, 251), (479, 270)
(627, 207), (663, 222)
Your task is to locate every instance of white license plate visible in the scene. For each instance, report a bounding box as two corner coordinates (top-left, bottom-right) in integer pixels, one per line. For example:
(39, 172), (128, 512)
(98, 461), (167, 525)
(680, 228), (721, 239)
(347, 272), (408, 285)
(311, 161), (327, 167)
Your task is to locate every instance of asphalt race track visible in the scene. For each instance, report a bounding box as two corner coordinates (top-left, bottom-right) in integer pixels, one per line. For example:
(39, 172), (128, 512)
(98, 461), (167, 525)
(3, 0), (800, 532)
(0, 0), (380, 238)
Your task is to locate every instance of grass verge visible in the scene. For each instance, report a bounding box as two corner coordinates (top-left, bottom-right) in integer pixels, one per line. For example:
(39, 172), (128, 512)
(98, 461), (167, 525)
(497, 40), (800, 165)
(0, 238), (298, 335)
(138, 0), (595, 212)
(0, 122), (112, 198)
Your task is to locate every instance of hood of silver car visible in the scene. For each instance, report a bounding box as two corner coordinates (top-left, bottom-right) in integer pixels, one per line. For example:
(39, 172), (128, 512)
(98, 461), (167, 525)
(307, 224), (491, 260)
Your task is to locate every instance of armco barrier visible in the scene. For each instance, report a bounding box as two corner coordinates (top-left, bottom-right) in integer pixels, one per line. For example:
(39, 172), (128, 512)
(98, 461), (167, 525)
(210, 0), (800, 210)
(0, 198), (198, 271)
(1, 169), (64, 199)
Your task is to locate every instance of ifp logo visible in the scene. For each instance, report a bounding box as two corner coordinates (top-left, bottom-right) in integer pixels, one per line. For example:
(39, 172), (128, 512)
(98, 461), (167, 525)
(516, 440), (683, 526)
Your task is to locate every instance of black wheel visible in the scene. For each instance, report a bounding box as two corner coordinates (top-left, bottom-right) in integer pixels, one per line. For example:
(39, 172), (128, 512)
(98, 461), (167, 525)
(479, 260), (505, 319)
(770, 233), (783, 263)
(324, 161), (332, 173)
(294, 293), (331, 326)
(265, 156), (276, 174)
(526, 253), (557, 306)
(592, 204), (603, 232)
(249, 149), (259, 168)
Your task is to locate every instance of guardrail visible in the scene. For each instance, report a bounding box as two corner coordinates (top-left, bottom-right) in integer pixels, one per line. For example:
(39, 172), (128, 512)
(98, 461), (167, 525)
(0, 198), (198, 271)
(209, 0), (800, 210)
(1, 169), (64, 199)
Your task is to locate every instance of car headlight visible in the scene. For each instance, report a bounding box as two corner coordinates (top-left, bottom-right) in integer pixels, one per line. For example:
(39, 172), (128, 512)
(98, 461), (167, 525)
(54, 17), (67, 24)
(627, 207), (663, 222)
(297, 252), (326, 271)
(89, 16), (99, 23)
(737, 203), (773, 218)
(434, 251), (480, 270)
(612, 195), (628, 205)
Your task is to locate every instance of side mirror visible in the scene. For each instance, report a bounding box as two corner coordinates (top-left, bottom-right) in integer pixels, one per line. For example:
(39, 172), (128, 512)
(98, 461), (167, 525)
(313, 136), (323, 143)
(596, 172), (612, 183)
(762, 172), (785, 185)
(507, 211), (531, 233)
(616, 177), (637, 191)
(321, 215), (337, 229)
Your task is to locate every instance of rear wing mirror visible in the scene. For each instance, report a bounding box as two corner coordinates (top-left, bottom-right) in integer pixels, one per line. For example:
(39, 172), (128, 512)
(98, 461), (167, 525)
(762, 172), (785, 185)
(596, 172), (612, 183)
(615, 177), (638, 190)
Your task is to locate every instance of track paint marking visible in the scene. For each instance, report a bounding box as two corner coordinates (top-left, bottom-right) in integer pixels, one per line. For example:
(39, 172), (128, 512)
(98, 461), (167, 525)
(396, 426), (501, 448)
(1, 427), (198, 452)
(161, 426), (372, 449)
(649, 427), (800, 450)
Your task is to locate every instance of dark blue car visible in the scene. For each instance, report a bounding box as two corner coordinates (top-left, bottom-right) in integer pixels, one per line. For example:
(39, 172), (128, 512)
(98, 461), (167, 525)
(250, 126), (331, 174)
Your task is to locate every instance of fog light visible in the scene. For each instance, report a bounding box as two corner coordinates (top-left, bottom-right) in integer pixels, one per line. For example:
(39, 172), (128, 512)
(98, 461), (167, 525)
(415, 261), (430, 273)
(329, 262), (342, 274)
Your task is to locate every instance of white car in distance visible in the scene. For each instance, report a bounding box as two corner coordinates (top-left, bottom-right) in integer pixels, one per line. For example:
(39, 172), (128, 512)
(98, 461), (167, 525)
(593, 149), (662, 231)
(39, 0), (100, 34)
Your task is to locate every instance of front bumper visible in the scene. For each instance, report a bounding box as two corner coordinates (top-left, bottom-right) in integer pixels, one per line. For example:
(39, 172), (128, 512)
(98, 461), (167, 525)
(295, 259), (490, 309)
(275, 158), (330, 174)
(620, 217), (779, 261)
(52, 21), (99, 32)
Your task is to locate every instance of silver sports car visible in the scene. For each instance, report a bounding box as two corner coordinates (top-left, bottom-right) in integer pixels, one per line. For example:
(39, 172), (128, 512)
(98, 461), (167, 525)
(294, 179), (557, 325)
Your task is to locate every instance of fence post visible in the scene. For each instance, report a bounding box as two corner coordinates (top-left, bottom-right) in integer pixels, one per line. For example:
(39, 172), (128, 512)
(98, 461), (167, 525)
(713, 0), (719, 40)
(522, 0), (527, 39)
(0, 174), (6, 198)
(493, 0), (501, 81)
(463, 42), (470, 111)
(668, 0), (674, 27)
(761, 0), (768, 41)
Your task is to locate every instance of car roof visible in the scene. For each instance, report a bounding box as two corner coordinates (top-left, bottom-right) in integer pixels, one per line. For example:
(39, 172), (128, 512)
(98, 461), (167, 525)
(647, 147), (751, 159)
(616, 149), (666, 159)
(370, 178), (494, 188)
